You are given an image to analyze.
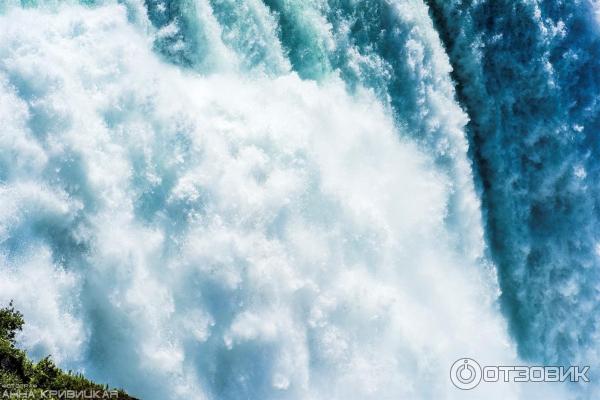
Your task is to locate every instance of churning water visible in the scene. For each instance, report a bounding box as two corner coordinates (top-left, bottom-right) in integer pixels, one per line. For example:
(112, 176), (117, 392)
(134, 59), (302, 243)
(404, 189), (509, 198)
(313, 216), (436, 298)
(0, 0), (599, 398)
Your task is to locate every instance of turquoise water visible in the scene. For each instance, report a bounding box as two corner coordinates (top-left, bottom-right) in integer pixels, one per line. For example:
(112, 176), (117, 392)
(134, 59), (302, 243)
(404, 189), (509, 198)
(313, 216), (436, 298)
(0, 0), (598, 398)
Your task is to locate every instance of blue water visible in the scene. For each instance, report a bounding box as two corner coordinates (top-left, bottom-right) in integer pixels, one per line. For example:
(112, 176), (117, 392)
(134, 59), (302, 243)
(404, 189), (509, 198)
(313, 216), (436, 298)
(427, 0), (600, 368)
(0, 0), (598, 398)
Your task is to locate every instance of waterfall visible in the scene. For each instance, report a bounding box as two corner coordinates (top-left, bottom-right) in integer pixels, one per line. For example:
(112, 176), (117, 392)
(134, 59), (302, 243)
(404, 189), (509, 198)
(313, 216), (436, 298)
(0, 0), (597, 398)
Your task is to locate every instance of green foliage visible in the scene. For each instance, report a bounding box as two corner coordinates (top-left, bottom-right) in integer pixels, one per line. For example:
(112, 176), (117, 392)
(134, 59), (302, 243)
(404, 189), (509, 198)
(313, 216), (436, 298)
(0, 301), (24, 345)
(31, 357), (60, 388)
(0, 302), (137, 399)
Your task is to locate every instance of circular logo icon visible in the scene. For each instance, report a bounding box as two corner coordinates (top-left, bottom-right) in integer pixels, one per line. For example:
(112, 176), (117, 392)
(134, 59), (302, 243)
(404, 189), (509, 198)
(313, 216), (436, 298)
(450, 358), (482, 390)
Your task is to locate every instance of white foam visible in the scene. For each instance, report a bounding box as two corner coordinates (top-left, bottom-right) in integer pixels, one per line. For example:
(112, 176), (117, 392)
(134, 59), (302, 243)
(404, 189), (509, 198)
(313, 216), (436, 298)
(0, 3), (530, 399)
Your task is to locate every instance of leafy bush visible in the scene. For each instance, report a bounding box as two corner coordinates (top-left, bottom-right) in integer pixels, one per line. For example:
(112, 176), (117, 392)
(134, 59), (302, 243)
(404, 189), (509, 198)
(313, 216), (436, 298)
(0, 301), (23, 345)
(0, 302), (136, 399)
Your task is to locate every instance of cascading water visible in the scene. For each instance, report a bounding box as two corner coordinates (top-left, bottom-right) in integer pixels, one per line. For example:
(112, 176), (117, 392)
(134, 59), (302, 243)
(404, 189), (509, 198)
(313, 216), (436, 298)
(426, 0), (600, 372)
(0, 0), (597, 399)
